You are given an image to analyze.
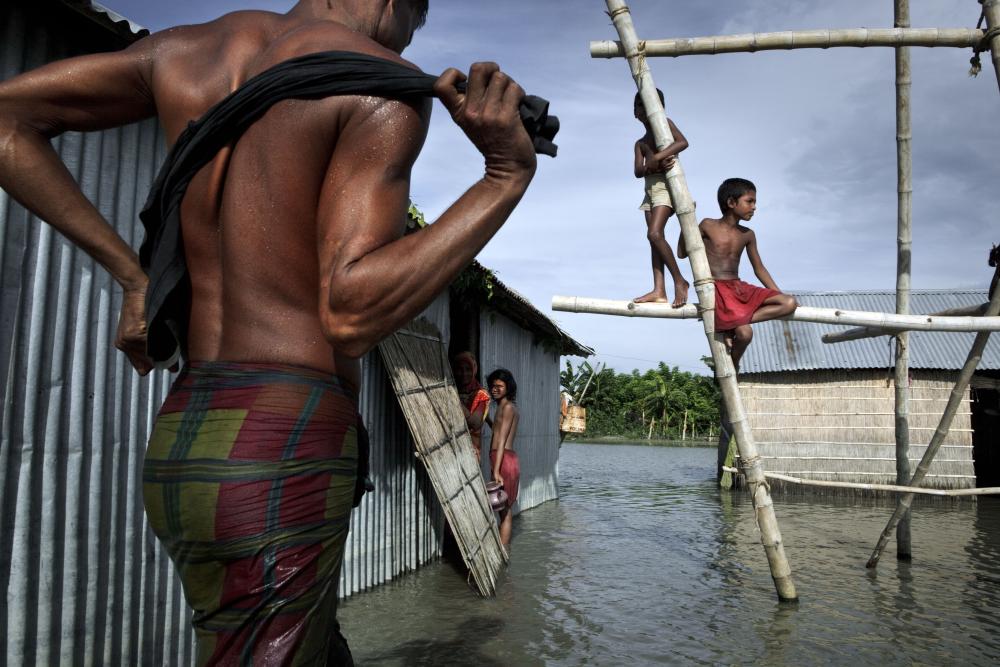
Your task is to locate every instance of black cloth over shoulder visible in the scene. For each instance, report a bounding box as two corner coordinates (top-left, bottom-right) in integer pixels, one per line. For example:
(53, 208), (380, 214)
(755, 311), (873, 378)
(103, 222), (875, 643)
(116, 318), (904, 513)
(139, 50), (559, 364)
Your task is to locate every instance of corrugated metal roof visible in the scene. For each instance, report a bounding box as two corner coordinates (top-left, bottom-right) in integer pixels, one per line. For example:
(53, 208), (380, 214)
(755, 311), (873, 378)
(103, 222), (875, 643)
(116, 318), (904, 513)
(462, 261), (594, 357)
(740, 290), (1000, 373)
(58, 1), (150, 42)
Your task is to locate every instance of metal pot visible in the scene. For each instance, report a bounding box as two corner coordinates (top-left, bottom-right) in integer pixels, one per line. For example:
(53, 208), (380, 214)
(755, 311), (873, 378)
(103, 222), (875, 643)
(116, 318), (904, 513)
(485, 481), (508, 511)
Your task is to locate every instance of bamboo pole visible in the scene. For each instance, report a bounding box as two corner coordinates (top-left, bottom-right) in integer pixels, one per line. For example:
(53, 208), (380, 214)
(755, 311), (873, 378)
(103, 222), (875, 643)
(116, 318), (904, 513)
(867, 284), (1000, 568)
(893, 0), (913, 560)
(823, 304), (988, 343)
(552, 295), (1000, 332)
(720, 468), (1000, 497)
(984, 1), (1000, 93)
(603, 0), (797, 601)
(590, 28), (985, 59)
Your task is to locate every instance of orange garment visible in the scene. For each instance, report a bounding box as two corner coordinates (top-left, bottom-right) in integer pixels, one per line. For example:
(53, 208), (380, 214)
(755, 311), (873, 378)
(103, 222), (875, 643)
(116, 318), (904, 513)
(464, 388), (491, 455)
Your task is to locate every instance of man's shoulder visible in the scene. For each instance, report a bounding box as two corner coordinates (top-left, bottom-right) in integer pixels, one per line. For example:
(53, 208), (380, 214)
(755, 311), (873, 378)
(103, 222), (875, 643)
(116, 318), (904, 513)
(152, 12), (424, 75)
(264, 19), (424, 73)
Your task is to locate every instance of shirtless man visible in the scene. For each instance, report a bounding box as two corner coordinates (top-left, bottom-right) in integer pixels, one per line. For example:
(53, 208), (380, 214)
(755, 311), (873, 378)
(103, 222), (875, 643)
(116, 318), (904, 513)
(0, 1), (536, 662)
(678, 178), (796, 371)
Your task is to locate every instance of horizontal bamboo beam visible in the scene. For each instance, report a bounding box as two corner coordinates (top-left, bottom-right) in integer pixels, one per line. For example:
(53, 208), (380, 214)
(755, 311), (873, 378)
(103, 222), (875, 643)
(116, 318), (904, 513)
(551, 295), (1000, 332)
(590, 28), (985, 58)
(721, 467), (998, 496)
(823, 303), (989, 343)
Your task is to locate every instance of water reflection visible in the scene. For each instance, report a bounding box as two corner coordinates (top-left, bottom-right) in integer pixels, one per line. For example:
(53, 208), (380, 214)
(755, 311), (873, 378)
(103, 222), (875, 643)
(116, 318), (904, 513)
(340, 444), (1000, 665)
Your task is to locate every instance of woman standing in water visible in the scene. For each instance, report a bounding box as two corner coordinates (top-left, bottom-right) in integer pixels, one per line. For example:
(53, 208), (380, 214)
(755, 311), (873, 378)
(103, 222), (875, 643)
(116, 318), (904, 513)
(452, 352), (491, 460)
(488, 368), (520, 548)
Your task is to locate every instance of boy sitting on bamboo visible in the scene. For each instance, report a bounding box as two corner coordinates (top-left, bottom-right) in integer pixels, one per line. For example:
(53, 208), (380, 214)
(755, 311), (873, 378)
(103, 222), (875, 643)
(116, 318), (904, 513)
(678, 178), (797, 371)
(631, 89), (690, 307)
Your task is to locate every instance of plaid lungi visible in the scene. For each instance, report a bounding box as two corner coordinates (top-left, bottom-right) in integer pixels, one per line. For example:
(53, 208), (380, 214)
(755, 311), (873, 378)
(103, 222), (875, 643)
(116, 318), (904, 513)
(143, 361), (360, 665)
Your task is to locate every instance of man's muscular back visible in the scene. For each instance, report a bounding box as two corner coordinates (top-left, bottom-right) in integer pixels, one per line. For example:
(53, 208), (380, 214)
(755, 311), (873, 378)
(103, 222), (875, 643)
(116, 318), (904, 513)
(148, 12), (428, 384)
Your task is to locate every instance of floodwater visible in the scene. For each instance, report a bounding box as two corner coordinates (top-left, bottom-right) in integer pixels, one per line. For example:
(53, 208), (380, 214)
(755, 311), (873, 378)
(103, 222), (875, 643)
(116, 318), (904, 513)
(338, 444), (1000, 666)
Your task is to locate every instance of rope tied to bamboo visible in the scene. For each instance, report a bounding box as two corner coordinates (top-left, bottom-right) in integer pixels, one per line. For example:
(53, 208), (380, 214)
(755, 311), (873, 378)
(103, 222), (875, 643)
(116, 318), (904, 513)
(692, 277), (715, 315)
(606, 6), (630, 21)
(968, 7), (997, 76)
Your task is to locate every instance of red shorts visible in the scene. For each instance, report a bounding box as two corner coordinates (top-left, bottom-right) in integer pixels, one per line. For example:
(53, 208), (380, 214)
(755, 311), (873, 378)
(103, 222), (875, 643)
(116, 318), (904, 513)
(714, 279), (780, 331)
(489, 449), (520, 509)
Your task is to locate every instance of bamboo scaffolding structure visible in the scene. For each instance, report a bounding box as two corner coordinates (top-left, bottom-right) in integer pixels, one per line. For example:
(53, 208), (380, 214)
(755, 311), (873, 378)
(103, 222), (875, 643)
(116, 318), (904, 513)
(893, 0), (913, 559)
(823, 303), (988, 343)
(590, 28), (985, 59)
(867, 284), (1000, 568)
(721, 468), (1000, 496)
(603, 0), (796, 601)
(552, 296), (1000, 332)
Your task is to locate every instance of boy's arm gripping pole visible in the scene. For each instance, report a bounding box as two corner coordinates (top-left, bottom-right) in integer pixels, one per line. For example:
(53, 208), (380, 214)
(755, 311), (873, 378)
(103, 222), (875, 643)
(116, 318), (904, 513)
(604, 0), (797, 601)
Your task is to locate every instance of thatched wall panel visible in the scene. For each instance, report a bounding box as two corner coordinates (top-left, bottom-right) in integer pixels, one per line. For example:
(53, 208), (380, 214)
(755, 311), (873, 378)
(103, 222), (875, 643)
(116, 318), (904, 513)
(740, 369), (975, 489)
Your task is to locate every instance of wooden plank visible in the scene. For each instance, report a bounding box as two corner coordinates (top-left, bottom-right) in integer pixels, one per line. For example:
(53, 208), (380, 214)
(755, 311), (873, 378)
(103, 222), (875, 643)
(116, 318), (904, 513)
(378, 318), (507, 596)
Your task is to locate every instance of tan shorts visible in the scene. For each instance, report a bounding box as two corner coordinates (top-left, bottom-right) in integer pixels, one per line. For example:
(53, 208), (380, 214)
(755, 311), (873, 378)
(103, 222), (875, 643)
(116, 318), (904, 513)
(639, 173), (673, 211)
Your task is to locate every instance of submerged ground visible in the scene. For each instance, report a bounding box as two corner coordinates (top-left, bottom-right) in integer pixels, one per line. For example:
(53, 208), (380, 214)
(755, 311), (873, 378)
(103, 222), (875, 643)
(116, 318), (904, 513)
(339, 444), (1000, 666)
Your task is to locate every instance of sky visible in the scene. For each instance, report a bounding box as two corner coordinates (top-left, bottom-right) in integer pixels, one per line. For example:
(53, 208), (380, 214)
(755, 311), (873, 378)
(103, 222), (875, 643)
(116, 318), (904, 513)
(102, 0), (1000, 376)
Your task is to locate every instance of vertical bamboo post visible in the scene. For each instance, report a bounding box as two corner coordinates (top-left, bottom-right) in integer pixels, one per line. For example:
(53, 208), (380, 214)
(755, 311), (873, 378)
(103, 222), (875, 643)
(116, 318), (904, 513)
(893, 0), (913, 560)
(984, 1), (1000, 93)
(604, 0), (797, 600)
(867, 284), (1000, 567)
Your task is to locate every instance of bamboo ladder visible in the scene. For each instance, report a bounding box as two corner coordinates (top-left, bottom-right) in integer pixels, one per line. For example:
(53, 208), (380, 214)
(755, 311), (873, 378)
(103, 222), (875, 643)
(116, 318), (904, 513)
(561, 0), (1000, 591)
(603, 0), (796, 601)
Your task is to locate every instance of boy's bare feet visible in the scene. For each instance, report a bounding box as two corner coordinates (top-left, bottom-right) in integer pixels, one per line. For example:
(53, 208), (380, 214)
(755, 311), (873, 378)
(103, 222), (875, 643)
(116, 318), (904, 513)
(633, 290), (669, 304)
(672, 279), (690, 308)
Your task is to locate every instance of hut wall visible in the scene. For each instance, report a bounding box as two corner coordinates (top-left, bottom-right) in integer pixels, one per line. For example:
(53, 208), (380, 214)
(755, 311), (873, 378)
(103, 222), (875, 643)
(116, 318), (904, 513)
(739, 369), (976, 490)
(478, 311), (561, 513)
(0, 4), (197, 664)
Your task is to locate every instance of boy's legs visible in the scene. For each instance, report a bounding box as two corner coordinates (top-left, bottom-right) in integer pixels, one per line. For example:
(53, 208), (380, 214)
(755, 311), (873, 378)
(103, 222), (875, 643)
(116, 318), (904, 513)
(750, 293), (797, 324)
(634, 205), (690, 307)
(498, 507), (513, 547)
(730, 325), (753, 373)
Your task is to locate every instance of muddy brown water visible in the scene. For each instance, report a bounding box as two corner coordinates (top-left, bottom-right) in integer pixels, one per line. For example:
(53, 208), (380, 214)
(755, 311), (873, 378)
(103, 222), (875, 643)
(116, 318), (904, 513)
(339, 444), (1000, 666)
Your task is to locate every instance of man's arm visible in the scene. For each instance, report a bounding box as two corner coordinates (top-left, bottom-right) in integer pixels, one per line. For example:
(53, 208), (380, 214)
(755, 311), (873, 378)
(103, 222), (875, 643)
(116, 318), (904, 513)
(317, 63), (537, 357)
(746, 230), (780, 291)
(0, 40), (160, 373)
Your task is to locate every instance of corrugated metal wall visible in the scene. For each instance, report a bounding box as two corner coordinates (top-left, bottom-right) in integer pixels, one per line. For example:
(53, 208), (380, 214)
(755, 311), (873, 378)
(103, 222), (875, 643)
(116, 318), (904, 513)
(479, 311), (562, 513)
(0, 4), (197, 664)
